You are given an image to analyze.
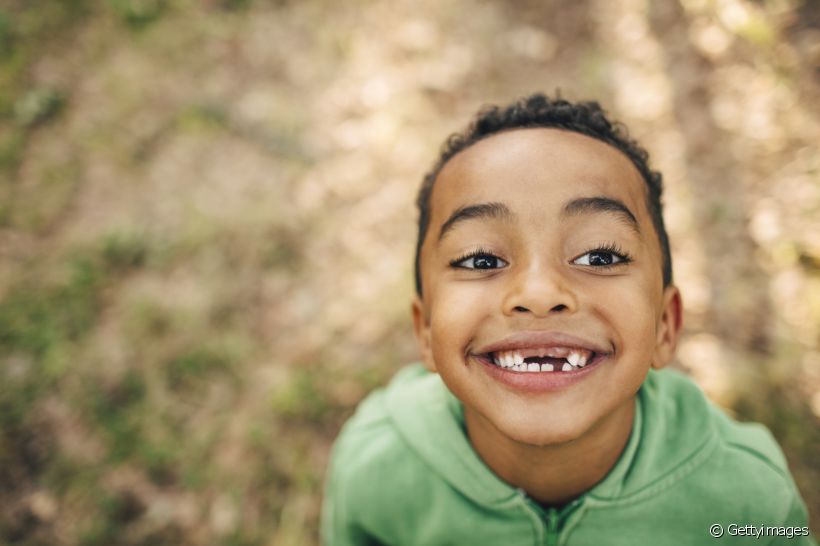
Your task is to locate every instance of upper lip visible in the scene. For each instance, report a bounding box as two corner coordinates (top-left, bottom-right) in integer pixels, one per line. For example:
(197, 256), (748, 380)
(473, 331), (612, 356)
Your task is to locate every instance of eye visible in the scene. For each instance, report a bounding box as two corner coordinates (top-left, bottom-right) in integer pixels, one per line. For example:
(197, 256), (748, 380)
(451, 252), (509, 270)
(572, 247), (631, 267)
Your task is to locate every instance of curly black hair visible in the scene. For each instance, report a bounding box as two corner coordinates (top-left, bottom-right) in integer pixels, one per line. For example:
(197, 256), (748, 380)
(414, 93), (672, 296)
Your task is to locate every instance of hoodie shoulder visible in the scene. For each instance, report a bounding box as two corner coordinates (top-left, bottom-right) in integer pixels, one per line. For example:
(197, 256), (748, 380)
(710, 404), (789, 475)
(706, 400), (809, 522)
(639, 370), (809, 528)
(322, 366), (453, 543)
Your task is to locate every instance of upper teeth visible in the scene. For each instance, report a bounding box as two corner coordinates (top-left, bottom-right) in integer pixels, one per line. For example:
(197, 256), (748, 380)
(498, 351), (524, 367)
(490, 348), (590, 372)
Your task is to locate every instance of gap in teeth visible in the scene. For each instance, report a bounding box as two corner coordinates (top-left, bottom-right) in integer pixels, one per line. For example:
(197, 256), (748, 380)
(504, 348), (591, 367)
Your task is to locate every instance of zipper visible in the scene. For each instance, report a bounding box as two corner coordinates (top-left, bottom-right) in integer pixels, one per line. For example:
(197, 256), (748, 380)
(545, 508), (559, 546)
(518, 488), (585, 546)
(517, 488), (562, 546)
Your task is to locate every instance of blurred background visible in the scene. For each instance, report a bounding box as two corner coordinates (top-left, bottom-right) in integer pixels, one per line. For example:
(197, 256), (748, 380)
(0, 0), (818, 544)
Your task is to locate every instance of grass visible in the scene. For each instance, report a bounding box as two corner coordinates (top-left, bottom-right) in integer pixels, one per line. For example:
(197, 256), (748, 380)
(107, 0), (167, 29)
(0, 256), (103, 364)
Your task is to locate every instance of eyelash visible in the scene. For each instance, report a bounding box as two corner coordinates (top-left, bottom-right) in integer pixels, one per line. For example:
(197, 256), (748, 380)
(449, 248), (506, 270)
(573, 243), (632, 268)
(449, 243), (632, 270)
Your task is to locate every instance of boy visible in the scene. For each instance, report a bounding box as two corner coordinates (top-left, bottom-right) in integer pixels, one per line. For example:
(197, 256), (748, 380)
(321, 94), (815, 545)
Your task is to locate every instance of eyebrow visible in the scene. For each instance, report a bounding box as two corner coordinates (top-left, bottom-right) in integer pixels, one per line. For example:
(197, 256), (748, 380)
(437, 202), (514, 241)
(436, 196), (640, 242)
(562, 196), (640, 232)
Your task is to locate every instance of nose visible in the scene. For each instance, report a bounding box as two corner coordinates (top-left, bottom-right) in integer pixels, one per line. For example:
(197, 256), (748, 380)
(502, 260), (578, 317)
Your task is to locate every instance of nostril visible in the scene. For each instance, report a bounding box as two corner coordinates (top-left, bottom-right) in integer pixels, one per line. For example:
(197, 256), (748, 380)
(513, 304), (568, 313)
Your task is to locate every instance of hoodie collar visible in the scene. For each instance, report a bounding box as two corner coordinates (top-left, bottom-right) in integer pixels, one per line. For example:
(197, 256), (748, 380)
(385, 365), (718, 508)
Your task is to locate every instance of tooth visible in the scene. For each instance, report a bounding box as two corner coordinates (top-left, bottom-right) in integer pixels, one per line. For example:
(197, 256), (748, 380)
(507, 353), (515, 368)
(561, 362), (573, 372)
(527, 363), (539, 372)
(576, 353), (588, 367)
(512, 363), (521, 371)
(567, 352), (580, 367)
(541, 363), (554, 372)
(514, 351), (524, 365)
(501, 353), (509, 367)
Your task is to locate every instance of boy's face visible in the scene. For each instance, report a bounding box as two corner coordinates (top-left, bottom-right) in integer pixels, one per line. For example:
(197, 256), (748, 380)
(412, 128), (682, 447)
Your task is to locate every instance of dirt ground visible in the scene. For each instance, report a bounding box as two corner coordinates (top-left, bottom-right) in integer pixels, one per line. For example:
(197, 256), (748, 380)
(1, 0), (819, 544)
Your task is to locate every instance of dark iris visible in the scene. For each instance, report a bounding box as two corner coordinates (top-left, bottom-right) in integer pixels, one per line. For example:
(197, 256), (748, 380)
(473, 255), (498, 269)
(588, 251), (614, 266)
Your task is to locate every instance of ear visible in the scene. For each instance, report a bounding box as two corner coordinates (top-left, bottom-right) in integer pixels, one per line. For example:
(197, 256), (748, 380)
(411, 296), (437, 373)
(651, 285), (683, 370)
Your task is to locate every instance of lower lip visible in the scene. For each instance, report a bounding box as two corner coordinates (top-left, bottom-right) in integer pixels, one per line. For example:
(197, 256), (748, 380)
(474, 354), (606, 393)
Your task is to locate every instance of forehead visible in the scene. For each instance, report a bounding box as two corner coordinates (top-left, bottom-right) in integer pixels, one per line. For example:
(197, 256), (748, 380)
(431, 128), (647, 223)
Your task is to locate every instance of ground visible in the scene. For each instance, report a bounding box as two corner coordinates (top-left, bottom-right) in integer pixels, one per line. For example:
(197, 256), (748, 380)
(0, 0), (818, 544)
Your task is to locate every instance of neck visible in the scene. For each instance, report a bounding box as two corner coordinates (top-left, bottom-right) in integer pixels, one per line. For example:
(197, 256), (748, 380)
(464, 398), (635, 507)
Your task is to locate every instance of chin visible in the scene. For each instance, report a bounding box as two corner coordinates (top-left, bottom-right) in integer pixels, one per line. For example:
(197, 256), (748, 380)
(498, 414), (590, 447)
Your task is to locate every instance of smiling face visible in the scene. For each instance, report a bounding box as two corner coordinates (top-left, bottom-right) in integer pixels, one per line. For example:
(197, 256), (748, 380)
(412, 128), (682, 447)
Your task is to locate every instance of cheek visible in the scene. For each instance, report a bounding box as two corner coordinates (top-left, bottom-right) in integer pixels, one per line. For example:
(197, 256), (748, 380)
(428, 284), (494, 348)
(594, 278), (659, 352)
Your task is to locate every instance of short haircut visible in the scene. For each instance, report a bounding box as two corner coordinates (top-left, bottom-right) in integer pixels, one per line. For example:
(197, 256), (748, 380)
(414, 93), (672, 296)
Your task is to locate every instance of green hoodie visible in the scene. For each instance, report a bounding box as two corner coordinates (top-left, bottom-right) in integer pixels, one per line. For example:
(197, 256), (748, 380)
(322, 365), (815, 545)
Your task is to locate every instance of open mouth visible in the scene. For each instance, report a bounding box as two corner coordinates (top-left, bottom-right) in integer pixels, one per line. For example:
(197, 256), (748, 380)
(478, 346), (601, 373)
